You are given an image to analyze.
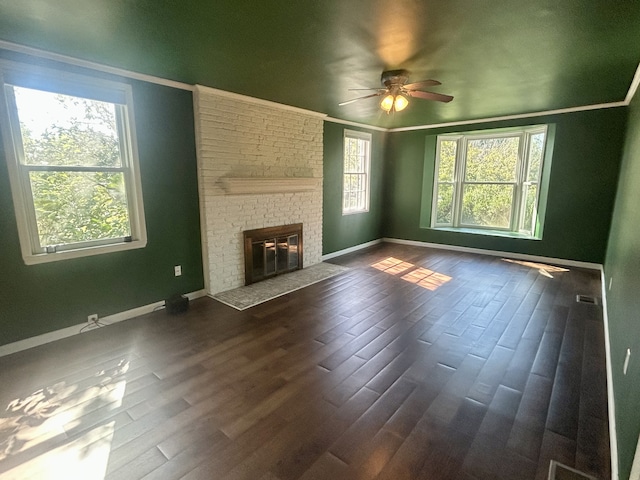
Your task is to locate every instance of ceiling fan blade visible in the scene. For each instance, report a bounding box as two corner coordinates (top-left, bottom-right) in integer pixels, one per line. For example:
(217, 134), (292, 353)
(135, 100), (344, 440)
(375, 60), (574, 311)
(407, 90), (454, 103)
(403, 79), (441, 89)
(339, 92), (384, 106)
(348, 88), (386, 91)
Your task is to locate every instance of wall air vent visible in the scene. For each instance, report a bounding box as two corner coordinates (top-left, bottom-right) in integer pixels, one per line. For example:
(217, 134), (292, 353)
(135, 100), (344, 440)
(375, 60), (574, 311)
(575, 294), (598, 305)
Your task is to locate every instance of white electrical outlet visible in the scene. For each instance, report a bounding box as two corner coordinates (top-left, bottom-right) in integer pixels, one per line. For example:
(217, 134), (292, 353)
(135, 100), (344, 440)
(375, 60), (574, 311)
(174, 265), (182, 276)
(624, 348), (631, 375)
(88, 314), (98, 324)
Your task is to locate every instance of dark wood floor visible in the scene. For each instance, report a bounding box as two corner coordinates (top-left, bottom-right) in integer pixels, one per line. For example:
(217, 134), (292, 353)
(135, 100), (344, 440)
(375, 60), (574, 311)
(0, 244), (610, 480)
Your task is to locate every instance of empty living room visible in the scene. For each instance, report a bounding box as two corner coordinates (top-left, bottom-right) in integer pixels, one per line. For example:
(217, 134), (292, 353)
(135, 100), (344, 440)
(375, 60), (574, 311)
(1, 2), (640, 480)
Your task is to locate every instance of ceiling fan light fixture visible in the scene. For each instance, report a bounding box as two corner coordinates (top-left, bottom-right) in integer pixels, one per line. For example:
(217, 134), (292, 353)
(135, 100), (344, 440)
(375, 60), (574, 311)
(380, 94), (394, 112)
(394, 94), (409, 112)
(380, 93), (409, 113)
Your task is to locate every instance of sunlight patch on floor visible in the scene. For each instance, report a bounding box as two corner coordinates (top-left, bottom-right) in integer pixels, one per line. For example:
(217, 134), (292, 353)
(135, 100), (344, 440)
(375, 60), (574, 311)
(371, 257), (452, 291)
(502, 258), (569, 278)
(1, 421), (115, 480)
(371, 257), (414, 275)
(402, 267), (452, 291)
(0, 360), (130, 479)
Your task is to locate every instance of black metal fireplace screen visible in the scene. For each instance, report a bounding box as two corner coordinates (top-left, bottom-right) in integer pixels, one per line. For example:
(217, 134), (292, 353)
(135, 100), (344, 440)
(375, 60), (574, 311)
(243, 223), (303, 285)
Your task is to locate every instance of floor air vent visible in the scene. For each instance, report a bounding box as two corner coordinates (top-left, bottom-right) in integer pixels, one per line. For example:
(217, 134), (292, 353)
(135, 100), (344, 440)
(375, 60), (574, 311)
(576, 294), (598, 305)
(548, 460), (596, 480)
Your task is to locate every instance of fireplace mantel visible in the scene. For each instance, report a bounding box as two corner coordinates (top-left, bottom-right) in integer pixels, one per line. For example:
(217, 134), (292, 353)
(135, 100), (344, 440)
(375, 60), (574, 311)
(220, 177), (319, 195)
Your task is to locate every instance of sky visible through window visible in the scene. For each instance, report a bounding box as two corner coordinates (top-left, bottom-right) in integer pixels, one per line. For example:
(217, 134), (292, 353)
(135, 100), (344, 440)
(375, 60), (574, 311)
(13, 86), (117, 139)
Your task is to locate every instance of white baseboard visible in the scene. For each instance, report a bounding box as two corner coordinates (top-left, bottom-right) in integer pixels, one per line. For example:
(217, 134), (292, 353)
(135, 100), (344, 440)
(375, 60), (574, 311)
(382, 237), (603, 271)
(0, 289), (207, 358)
(321, 239), (383, 261)
(601, 269), (619, 480)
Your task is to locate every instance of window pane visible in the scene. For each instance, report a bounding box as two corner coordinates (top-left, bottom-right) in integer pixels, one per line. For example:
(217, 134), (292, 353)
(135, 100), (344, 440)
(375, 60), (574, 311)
(343, 191), (355, 211)
(344, 174), (361, 193)
(438, 140), (457, 181)
(461, 183), (514, 228)
(13, 86), (122, 167)
(29, 171), (131, 246)
(344, 138), (366, 173)
(465, 136), (519, 182)
(527, 133), (545, 181)
(436, 183), (454, 224)
(522, 184), (538, 234)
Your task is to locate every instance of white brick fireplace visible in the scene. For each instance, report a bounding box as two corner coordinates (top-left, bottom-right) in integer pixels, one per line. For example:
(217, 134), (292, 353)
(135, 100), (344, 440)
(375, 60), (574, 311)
(193, 86), (324, 295)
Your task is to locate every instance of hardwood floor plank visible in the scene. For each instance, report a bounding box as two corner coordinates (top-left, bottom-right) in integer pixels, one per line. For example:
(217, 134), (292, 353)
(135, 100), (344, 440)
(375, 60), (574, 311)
(374, 415), (448, 480)
(105, 446), (166, 480)
(328, 378), (416, 464)
(534, 429), (576, 480)
(339, 428), (405, 480)
(322, 346), (402, 407)
(476, 384), (522, 441)
(382, 363), (456, 440)
(507, 373), (554, 462)
(466, 345), (515, 405)
(297, 452), (349, 480)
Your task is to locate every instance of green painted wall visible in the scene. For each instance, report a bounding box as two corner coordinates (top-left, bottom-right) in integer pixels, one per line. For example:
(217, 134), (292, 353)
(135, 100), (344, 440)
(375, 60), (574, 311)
(604, 94), (640, 480)
(0, 55), (204, 346)
(383, 108), (628, 264)
(322, 122), (386, 255)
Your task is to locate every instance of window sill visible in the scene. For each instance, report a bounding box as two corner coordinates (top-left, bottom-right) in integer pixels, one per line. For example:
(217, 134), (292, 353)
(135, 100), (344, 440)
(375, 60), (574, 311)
(429, 226), (541, 240)
(23, 239), (147, 265)
(342, 209), (370, 216)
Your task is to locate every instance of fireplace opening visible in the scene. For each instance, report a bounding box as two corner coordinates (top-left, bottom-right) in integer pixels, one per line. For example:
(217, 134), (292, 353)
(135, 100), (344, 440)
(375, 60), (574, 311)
(243, 223), (303, 285)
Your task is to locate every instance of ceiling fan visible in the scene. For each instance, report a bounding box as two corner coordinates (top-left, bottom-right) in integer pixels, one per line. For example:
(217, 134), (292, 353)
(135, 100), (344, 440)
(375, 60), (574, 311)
(339, 69), (453, 113)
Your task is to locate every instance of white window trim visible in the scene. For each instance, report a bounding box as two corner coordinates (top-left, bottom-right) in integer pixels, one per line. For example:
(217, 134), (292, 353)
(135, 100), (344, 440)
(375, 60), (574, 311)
(0, 61), (147, 265)
(342, 129), (371, 215)
(431, 125), (547, 237)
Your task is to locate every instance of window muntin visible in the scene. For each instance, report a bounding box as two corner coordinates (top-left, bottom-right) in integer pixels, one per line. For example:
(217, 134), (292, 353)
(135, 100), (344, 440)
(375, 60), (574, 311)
(0, 63), (147, 264)
(342, 130), (371, 214)
(432, 126), (547, 237)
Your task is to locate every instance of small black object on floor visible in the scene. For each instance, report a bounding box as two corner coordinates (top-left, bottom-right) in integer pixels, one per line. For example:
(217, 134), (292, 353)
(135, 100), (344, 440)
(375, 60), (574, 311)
(165, 294), (189, 314)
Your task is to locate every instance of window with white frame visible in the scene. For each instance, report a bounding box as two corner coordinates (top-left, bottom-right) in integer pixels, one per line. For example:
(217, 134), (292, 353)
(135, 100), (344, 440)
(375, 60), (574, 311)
(431, 125), (548, 237)
(343, 130), (371, 214)
(0, 62), (147, 264)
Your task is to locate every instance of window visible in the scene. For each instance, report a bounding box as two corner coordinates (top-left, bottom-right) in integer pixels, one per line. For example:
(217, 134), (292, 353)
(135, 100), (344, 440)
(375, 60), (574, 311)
(431, 125), (548, 237)
(343, 130), (371, 214)
(0, 62), (146, 264)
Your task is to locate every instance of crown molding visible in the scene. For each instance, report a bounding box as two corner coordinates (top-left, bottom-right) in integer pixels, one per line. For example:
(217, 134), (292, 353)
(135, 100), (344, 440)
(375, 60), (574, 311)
(388, 101), (628, 133)
(625, 61), (640, 105)
(324, 116), (388, 132)
(0, 39), (194, 91)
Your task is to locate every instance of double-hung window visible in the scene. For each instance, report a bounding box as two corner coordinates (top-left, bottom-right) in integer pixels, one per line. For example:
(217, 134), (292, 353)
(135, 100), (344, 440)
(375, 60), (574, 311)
(342, 129), (371, 214)
(0, 62), (147, 264)
(431, 125), (548, 237)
